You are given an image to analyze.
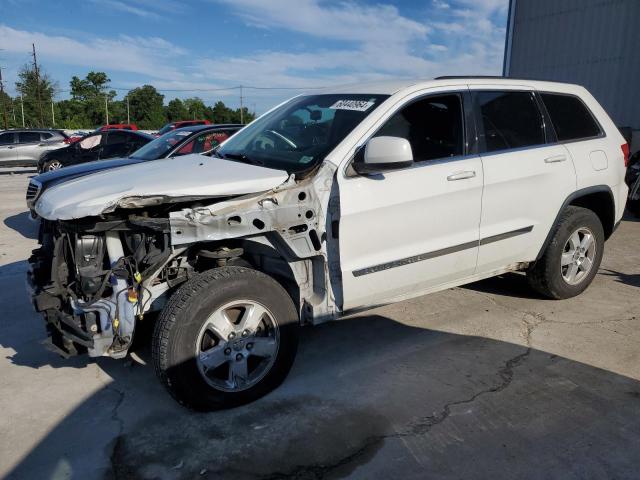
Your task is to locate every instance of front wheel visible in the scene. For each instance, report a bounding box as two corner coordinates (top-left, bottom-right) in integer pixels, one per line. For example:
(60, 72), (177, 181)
(42, 159), (63, 172)
(152, 267), (299, 410)
(527, 206), (604, 299)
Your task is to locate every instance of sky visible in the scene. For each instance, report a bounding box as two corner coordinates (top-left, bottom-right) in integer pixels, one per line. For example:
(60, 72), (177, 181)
(0, 0), (509, 113)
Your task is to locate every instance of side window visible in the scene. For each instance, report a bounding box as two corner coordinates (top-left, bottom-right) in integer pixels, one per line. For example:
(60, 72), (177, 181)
(374, 94), (464, 162)
(40, 132), (53, 141)
(476, 91), (545, 153)
(0, 133), (14, 146)
(541, 93), (602, 142)
(105, 132), (128, 145)
(18, 132), (41, 144)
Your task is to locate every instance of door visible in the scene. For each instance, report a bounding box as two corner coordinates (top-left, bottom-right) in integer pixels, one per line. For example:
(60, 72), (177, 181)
(14, 131), (42, 165)
(100, 131), (131, 159)
(338, 91), (484, 310)
(472, 88), (576, 272)
(74, 133), (104, 165)
(0, 132), (16, 164)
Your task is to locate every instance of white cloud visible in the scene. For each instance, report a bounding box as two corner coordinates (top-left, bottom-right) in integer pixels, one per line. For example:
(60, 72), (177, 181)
(0, 25), (187, 82)
(0, 0), (508, 111)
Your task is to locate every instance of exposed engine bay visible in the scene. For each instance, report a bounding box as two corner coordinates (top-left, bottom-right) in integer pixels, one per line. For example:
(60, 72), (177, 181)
(28, 163), (340, 358)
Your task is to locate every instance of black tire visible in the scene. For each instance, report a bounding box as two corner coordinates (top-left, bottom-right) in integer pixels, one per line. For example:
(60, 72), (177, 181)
(152, 266), (299, 411)
(42, 159), (63, 172)
(527, 206), (604, 299)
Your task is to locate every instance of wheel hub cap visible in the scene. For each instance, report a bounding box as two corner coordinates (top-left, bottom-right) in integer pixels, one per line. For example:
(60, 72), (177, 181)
(195, 300), (279, 392)
(561, 227), (597, 285)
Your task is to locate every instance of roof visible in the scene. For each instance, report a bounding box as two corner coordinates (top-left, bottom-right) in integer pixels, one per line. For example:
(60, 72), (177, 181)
(312, 77), (584, 96)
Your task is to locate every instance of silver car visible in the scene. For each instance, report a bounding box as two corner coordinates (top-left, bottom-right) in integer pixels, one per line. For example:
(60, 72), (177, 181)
(0, 129), (68, 167)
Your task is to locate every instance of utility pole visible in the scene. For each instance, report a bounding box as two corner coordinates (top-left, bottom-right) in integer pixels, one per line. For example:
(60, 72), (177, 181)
(51, 100), (55, 127)
(105, 95), (109, 125)
(239, 85), (244, 124)
(126, 96), (130, 124)
(32, 43), (45, 128)
(0, 67), (8, 130)
(20, 95), (24, 127)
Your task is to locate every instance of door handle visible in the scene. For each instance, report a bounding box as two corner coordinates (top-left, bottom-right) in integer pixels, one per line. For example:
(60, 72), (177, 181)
(447, 170), (476, 181)
(544, 154), (567, 163)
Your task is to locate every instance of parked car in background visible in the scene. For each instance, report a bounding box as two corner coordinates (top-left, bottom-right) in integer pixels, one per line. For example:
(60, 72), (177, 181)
(156, 119), (211, 136)
(37, 129), (153, 172)
(27, 78), (628, 410)
(27, 124), (242, 210)
(626, 149), (640, 215)
(98, 123), (138, 131)
(0, 129), (69, 167)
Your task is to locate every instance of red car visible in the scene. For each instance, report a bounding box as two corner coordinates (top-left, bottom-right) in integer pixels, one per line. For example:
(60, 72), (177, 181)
(98, 124), (139, 131)
(156, 120), (211, 136)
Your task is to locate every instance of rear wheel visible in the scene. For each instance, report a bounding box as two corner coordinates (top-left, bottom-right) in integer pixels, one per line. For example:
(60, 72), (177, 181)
(527, 206), (604, 299)
(152, 267), (299, 410)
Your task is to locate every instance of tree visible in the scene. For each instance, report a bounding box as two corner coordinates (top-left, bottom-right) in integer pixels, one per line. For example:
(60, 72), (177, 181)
(68, 71), (116, 127)
(165, 98), (189, 121)
(183, 97), (207, 120)
(126, 85), (166, 129)
(15, 64), (57, 128)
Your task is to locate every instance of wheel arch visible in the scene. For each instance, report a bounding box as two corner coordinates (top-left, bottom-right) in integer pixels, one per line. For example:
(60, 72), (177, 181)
(536, 185), (615, 261)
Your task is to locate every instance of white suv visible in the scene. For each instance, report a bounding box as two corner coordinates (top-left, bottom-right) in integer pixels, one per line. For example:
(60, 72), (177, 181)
(29, 77), (629, 410)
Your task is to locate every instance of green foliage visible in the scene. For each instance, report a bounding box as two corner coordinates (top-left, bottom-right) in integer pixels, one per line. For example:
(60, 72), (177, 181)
(126, 85), (166, 129)
(3, 68), (257, 131)
(165, 98), (189, 121)
(15, 64), (57, 128)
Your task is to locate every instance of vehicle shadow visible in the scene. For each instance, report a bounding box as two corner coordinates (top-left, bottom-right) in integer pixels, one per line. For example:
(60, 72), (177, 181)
(599, 269), (640, 288)
(462, 271), (547, 300)
(4, 312), (640, 479)
(3, 211), (38, 240)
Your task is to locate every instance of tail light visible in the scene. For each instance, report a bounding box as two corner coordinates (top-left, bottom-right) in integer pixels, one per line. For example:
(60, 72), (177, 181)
(622, 143), (630, 167)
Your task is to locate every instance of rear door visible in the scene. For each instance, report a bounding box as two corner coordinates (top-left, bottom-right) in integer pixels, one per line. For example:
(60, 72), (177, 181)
(99, 131), (130, 159)
(473, 87), (576, 272)
(0, 132), (16, 163)
(14, 131), (42, 165)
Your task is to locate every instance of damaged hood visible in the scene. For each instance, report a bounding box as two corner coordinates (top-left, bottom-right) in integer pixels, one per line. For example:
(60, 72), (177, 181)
(35, 154), (289, 220)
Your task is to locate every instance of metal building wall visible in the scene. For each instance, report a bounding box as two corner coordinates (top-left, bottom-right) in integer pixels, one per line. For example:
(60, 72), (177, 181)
(504, 0), (640, 131)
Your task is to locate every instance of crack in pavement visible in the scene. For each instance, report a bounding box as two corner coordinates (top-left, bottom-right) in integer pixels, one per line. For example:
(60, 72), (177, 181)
(106, 383), (126, 480)
(258, 346), (532, 480)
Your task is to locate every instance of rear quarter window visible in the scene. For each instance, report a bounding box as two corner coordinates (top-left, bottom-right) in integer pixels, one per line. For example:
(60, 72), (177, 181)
(540, 93), (603, 142)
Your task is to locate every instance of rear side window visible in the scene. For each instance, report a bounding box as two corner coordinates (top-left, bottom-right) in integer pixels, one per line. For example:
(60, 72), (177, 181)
(0, 133), (14, 145)
(475, 91), (545, 153)
(540, 93), (602, 142)
(105, 132), (128, 145)
(18, 132), (41, 143)
(41, 133), (53, 140)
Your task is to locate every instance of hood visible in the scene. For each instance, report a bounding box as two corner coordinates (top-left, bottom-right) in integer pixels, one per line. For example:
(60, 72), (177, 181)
(35, 156), (147, 188)
(35, 154), (289, 220)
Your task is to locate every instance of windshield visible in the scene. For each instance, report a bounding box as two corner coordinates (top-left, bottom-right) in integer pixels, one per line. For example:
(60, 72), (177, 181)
(216, 94), (389, 173)
(130, 129), (193, 160)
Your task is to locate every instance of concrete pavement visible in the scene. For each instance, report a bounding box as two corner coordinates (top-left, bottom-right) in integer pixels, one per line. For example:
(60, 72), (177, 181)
(0, 171), (639, 479)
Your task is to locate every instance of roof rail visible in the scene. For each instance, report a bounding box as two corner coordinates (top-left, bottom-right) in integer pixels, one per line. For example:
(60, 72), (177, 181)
(434, 75), (541, 81)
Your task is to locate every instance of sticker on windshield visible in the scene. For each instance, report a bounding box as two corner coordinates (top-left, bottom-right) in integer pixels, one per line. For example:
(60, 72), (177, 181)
(329, 99), (376, 112)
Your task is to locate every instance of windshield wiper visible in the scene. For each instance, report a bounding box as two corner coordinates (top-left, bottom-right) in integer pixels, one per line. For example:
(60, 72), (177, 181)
(219, 152), (264, 166)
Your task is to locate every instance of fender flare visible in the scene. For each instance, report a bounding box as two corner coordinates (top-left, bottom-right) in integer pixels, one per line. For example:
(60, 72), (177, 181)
(535, 185), (615, 262)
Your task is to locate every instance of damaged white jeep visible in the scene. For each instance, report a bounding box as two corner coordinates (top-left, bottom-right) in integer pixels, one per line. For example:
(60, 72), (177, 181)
(28, 78), (628, 410)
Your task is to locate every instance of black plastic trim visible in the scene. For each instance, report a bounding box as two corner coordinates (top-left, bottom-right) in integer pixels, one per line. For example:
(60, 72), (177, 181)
(353, 225), (533, 277)
(534, 185), (615, 262)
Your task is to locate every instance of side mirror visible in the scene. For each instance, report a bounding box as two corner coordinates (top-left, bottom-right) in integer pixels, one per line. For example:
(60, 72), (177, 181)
(353, 136), (413, 175)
